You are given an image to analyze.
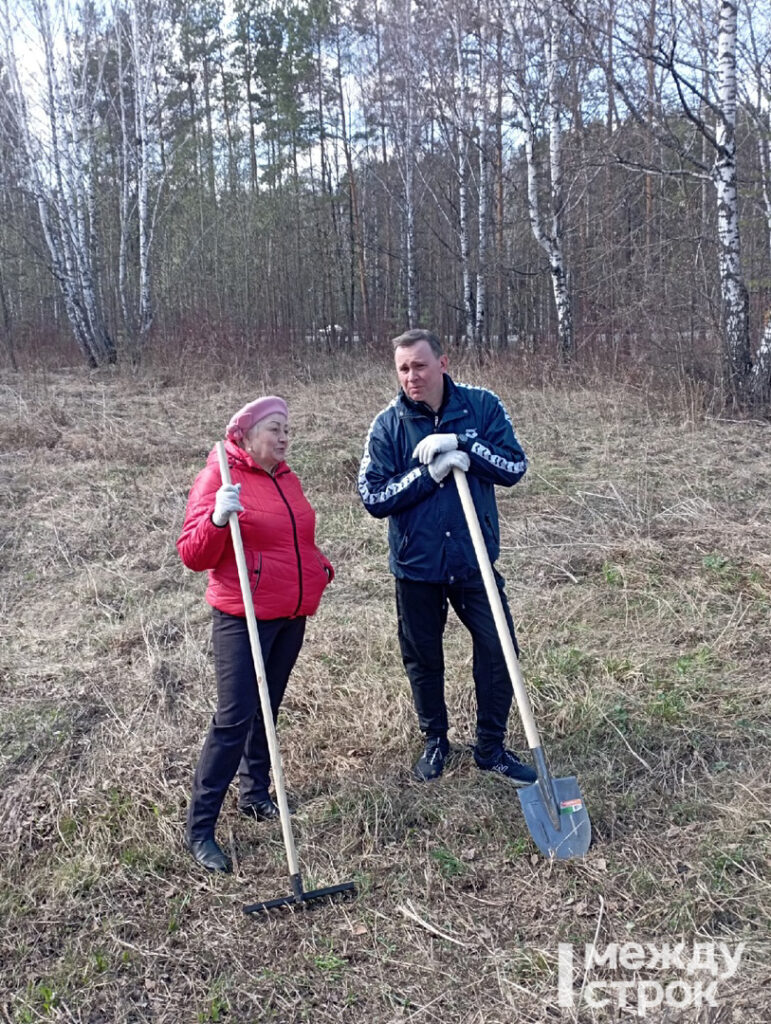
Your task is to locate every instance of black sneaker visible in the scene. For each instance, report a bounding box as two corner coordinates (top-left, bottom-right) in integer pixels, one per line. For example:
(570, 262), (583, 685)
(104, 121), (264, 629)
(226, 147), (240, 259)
(414, 736), (449, 781)
(474, 748), (537, 786)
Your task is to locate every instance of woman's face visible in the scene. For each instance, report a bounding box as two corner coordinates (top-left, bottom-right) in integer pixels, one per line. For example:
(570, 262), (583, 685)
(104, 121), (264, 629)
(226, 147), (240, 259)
(243, 413), (289, 471)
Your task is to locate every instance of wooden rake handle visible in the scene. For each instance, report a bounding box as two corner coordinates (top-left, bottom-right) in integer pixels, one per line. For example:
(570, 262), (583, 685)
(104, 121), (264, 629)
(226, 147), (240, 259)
(216, 441), (300, 877)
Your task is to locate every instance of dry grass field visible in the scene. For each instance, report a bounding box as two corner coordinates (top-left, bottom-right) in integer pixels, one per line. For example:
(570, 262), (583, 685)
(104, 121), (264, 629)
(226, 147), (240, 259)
(1, 355), (769, 1023)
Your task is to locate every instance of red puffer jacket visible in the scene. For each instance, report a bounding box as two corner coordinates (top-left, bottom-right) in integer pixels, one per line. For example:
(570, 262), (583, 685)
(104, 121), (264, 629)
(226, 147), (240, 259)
(177, 439), (334, 619)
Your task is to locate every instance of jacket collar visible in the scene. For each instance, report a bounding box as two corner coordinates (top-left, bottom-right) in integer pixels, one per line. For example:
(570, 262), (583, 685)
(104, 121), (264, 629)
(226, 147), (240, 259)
(398, 374), (467, 425)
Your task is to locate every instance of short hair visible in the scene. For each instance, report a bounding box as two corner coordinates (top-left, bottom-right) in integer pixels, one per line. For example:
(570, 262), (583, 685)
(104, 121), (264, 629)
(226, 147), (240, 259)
(391, 328), (444, 357)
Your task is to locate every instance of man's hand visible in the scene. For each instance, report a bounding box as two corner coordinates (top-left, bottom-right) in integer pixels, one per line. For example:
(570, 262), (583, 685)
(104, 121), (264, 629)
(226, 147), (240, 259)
(428, 450), (470, 483)
(212, 483), (243, 526)
(412, 433), (458, 464)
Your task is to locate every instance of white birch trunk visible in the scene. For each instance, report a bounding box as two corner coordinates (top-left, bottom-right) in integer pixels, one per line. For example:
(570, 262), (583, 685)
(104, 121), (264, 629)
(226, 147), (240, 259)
(458, 138), (473, 342)
(404, 0), (418, 326)
(1, 0), (115, 365)
(130, 0), (155, 347)
(544, 7), (572, 356)
(474, 17), (489, 345)
(115, 21), (131, 330)
(750, 111), (771, 400)
(713, 1), (751, 392)
(759, 123), (771, 259)
(454, 20), (474, 344)
(404, 108), (418, 327)
(475, 117), (488, 345)
(516, 3), (573, 357)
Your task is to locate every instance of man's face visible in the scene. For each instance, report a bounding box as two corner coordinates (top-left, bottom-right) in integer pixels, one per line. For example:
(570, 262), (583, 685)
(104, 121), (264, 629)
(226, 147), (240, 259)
(394, 340), (448, 411)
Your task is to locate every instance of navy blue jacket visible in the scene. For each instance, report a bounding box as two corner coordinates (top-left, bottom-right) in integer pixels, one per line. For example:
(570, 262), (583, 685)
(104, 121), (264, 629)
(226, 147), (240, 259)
(358, 375), (527, 582)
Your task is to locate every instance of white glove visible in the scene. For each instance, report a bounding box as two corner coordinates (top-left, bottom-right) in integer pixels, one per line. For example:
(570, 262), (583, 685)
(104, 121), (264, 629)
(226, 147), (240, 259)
(412, 433), (458, 464)
(212, 483), (243, 526)
(428, 450), (470, 483)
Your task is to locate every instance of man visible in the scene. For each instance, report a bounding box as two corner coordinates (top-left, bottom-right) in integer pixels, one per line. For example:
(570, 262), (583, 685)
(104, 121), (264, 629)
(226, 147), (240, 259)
(358, 328), (537, 784)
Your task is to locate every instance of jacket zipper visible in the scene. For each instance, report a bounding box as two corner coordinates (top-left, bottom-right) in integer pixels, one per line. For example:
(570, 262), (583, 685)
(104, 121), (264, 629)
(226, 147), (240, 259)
(251, 552), (263, 596)
(270, 473), (303, 616)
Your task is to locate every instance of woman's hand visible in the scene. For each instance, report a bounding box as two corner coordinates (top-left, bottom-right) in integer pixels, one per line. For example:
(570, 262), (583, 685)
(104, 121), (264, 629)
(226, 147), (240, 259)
(212, 483), (243, 527)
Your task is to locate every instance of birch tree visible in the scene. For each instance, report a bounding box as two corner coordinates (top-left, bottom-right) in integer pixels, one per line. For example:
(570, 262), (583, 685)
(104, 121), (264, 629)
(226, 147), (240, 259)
(395, 0), (421, 327)
(426, 0), (496, 344)
(113, 0), (169, 356)
(713, 0), (751, 391)
(331, 6), (372, 343)
(580, 0), (767, 402)
(474, 14), (491, 343)
(738, 0), (771, 400)
(359, 0), (432, 329)
(0, 0), (116, 366)
(427, 0), (476, 341)
(507, 0), (574, 357)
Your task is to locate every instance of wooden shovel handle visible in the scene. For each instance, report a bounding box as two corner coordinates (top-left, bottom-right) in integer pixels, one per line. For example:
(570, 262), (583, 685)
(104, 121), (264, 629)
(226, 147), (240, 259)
(452, 467), (542, 752)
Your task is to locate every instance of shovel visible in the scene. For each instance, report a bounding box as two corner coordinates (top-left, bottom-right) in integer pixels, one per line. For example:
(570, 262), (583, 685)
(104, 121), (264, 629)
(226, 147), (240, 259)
(216, 442), (356, 912)
(453, 467), (591, 861)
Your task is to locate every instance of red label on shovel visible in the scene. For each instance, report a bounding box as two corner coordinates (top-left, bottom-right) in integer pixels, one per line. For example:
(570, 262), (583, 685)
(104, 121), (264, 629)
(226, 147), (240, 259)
(560, 799), (583, 814)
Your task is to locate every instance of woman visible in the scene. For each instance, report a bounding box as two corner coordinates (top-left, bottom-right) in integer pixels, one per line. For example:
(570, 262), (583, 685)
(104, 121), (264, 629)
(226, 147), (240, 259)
(177, 396), (334, 872)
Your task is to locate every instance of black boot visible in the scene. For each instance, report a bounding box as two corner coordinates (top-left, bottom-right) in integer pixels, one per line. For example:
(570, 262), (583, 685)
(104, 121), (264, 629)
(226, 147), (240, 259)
(238, 797), (280, 821)
(188, 837), (232, 873)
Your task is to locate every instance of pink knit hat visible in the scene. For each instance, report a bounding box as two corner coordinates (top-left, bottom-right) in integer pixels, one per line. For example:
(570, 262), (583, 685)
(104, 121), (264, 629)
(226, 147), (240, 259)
(226, 396), (289, 442)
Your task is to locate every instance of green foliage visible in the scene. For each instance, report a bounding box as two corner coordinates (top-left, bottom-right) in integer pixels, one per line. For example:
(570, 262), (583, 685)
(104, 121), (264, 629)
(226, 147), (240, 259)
(167, 892), (191, 935)
(313, 951), (348, 978)
(505, 837), (529, 859)
(646, 686), (687, 723)
(674, 647), (715, 680)
(91, 950), (109, 974)
(708, 846), (749, 891)
(59, 815), (78, 841)
(607, 702), (631, 730)
(21, 980), (61, 1017)
(507, 949), (551, 982)
(198, 991), (231, 1023)
(602, 561), (624, 586)
(702, 553), (731, 572)
(430, 846), (466, 878)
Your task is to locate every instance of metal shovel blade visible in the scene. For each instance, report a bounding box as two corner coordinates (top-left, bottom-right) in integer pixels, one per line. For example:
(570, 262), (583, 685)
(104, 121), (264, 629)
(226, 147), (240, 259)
(518, 775), (591, 860)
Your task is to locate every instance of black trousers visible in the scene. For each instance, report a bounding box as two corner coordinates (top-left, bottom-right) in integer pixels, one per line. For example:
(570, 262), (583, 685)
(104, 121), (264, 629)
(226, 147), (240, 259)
(187, 609), (306, 842)
(395, 573), (519, 756)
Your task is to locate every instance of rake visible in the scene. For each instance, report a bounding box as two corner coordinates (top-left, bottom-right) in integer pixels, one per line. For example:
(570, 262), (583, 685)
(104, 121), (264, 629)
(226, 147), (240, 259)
(216, 441), (356, 912)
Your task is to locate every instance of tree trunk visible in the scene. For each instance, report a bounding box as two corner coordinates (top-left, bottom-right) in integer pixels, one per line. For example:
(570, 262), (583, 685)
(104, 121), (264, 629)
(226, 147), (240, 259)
(333, 21), (371, 344)
(404, 0), (418, 327)
(713, 1), (751, 395)
(518, 3), (573, 359)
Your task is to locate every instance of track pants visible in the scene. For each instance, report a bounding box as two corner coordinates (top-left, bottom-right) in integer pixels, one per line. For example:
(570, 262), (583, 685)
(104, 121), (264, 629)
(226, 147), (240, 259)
(187, 608), (305, 843)
(395, 573), (519, 756)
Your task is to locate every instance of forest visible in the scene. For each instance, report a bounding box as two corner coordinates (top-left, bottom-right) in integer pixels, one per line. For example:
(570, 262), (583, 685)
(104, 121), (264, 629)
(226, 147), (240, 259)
(1, 0), (770, 406)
